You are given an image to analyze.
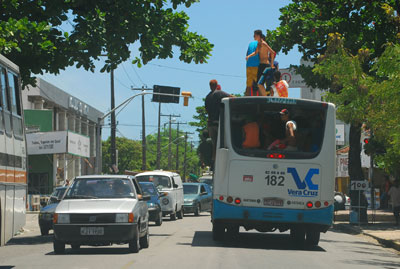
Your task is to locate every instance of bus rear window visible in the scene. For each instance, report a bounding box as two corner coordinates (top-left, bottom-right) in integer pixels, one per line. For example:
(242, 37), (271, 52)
(230, 101), (327, 159)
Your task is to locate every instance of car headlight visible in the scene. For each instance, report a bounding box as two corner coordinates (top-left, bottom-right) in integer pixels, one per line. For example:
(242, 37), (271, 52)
(115, 213), (129, 223)
(56, 214), (70, 224)
(162, 198), (169, 205)
(147, 203), (156, 208)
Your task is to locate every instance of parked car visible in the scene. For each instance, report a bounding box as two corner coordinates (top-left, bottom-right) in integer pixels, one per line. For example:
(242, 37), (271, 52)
(139, 182), (165, 226)
(183, 183), (212, 216)
(38, 186), (67, 235)
(135, 171), (184, 221)
(53, 175), (150, 254)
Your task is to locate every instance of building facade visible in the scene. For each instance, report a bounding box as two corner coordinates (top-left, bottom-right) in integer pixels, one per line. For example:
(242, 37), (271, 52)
(23, 78), (103, 194)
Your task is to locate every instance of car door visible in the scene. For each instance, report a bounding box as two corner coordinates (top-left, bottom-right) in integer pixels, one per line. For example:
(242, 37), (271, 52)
(132, 177), (148, 232)
(199, 184), (208, 211)
(203, 184), (212, 211)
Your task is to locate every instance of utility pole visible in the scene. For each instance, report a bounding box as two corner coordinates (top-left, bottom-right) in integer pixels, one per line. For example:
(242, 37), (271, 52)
(172, 122), (187, 172)
(161, 114), (180, 170)
(131, 87), (153, 171)
(110, 69), (117, 173)
(156, 102), (162, 169)
(183, 131), (194, 182)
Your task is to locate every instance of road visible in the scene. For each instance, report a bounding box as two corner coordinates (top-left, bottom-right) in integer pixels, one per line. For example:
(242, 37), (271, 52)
(1, 213), (399, 269)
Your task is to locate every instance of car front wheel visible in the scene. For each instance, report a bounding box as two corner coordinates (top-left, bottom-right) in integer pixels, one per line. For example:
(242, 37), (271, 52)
(139, 227), (150, 249)
(129, 225), (140, 253)
(155, 210), (163, 226)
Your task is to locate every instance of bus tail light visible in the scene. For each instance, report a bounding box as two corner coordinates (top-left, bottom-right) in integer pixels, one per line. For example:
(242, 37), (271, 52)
(219, 196), (224, 201)
(306, 202), (313, 208)
(315, 201), (321, 208)
(324, 201), (329, 207)
(234, 198), (241, 204)
(267, 153), (286, 159)
(227, 196), (233, 203)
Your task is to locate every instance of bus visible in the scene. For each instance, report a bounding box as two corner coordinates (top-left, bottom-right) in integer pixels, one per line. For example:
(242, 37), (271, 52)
(0, 54), (27, 246)
(212, 97), (335, 246)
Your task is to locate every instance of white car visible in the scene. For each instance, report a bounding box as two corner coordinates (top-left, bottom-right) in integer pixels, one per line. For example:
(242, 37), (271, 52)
(53, 175), (150, 254)
(135, 171), (184, 220)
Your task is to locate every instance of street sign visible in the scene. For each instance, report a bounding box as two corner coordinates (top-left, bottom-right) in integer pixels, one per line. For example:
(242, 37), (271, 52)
(350, 180), (369, 191)
(279, 68), (307, 88)
(152, 85), (181, 103)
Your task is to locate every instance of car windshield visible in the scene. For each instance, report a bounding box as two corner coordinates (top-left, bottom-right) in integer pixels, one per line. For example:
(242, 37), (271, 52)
(136, 175), (171, 190)
(64, 178), (135, 199)
(139, 183), (157, 196)
(183, 184), (199, 195)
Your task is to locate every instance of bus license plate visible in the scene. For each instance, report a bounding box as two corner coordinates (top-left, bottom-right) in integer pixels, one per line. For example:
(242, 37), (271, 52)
(264, 198), (283, 207)
(80, 227), (104, 236)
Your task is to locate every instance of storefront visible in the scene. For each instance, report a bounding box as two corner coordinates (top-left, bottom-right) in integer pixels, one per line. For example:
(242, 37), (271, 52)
(23, 78), (103, 194)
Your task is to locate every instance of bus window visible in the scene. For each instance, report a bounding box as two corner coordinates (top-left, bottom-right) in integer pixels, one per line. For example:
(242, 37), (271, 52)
(0, 68), (8, 111)
(229, 102), (326, 159)
(8, 72), (21, 116)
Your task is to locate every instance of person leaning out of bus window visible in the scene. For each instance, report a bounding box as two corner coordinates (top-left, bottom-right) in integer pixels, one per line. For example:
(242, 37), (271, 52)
(242, 117), (261, 149)
(268, 109), (297, 151)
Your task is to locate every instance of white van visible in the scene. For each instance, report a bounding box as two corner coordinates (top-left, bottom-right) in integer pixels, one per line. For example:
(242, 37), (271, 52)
(135, 171), (184, 220)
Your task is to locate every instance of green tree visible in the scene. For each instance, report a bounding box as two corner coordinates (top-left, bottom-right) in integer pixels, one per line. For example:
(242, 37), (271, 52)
(102, 136), (142, 173)
(1, 0), (213, 85)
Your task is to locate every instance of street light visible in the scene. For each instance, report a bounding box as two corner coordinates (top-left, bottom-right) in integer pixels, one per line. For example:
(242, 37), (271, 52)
(95, 91), (192, 174)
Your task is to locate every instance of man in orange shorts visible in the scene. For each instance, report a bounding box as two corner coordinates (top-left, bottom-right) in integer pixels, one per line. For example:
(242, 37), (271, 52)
(245, 38), (259, 96)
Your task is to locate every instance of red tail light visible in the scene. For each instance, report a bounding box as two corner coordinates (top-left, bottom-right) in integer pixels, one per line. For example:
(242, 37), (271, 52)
(234, 198), (241, 204)
(267, 153), (286, 159)
(306, 202), (313, 208)
(324, 201), (329, 207)
(219, 196), (224, 201)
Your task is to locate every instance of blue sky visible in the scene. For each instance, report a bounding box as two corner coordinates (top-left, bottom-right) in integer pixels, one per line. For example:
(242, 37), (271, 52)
(39, 0), (302, 143)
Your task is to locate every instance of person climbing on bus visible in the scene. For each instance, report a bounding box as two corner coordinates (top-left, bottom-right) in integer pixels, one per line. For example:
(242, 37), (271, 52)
(242, 117), (261, 149)
(271, 70), (289, 97)
(245, 30), (275, 96)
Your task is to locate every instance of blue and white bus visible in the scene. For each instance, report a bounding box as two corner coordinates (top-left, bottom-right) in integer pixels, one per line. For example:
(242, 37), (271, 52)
(212, 97), (335, 246)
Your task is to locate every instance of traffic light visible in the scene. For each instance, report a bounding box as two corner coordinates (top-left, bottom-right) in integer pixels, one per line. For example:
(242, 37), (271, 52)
(182, 91), (192, 106)
(363, 137), (386, 155)
(363, 138), (369, 144)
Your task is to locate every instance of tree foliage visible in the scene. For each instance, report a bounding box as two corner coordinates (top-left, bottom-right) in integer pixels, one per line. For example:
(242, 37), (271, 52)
(102, 127), (200, 179)
(267, 0), (399, 89)
(0, 0), (213, 85)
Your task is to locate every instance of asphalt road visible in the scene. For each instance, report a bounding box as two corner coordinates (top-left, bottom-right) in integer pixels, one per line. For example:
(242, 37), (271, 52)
(1, 213), (399, 269)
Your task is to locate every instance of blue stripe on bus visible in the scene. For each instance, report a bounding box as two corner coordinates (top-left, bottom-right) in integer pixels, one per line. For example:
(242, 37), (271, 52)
(213, 199), (333, 226)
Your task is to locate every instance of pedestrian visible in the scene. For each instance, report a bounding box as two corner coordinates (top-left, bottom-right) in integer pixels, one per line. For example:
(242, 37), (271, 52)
(205, 79), (231, 169)
(246, 29), (276, 96)
(64, 179), (70, 186)
(245, 38), (259, 96)
(268, 109), (297, 151)
(271, 70), (289, 97)
(388, 180), (400, 226)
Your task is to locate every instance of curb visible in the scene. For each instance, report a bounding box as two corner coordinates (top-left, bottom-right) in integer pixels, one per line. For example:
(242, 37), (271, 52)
(332, 223), (400, 252)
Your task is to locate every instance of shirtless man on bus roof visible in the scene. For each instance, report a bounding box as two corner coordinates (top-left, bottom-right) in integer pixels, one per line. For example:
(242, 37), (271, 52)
(246, 29), (276, 96)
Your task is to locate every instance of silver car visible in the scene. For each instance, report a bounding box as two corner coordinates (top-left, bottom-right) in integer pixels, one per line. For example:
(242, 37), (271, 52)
(53, 175), (150, 254)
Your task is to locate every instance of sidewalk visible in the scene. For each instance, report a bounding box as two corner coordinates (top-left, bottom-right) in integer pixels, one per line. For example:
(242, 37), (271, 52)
(332, 209), (400, 252)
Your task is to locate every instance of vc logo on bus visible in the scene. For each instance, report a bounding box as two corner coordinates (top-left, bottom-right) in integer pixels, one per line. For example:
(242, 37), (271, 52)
(287, 168), (319, 197)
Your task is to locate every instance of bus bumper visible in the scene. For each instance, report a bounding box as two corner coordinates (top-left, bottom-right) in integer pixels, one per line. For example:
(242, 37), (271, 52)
(212, 199), (333, 228)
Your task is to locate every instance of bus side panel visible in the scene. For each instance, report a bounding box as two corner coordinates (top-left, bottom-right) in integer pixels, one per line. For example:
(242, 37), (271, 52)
(213, 199), (333, 226)
(13, 185), (26, 236)
(0, 184), (5, 246)
(4, 185), (14, 244)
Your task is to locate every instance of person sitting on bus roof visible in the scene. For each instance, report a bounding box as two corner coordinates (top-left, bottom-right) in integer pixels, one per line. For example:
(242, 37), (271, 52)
(242, 118), (261, 149)
(271, 71), (289, 98)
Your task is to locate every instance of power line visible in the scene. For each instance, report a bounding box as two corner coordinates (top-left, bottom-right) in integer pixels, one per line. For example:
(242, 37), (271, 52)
(121, 63), (138, 87)
(148, 63), (245, 78)
(129, 61), (146, 86)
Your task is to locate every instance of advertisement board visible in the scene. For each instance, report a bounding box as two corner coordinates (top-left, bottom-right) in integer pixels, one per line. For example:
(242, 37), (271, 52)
(26, 131), (67, 155)
(68, 131), (90, 158)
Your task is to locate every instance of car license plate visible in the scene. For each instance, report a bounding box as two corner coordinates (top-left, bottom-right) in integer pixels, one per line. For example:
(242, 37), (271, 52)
(80, 227), (104, 236)
(264, 198), (284, 207)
